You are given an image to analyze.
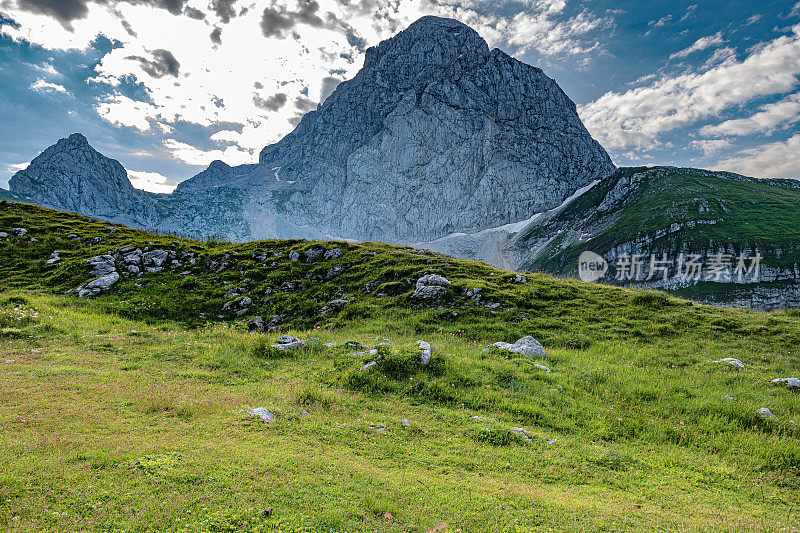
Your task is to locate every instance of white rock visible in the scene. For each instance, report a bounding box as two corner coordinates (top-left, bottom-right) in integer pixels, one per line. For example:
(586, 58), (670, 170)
(486, 336), (547, 359)
(417, 340), (432, 366)
(248, 407), (275, 424)
(771, 377), (800, 390)
(76, 271), (120, 298)
(757, 407), (775, 420)
(712, 358), (745, 368)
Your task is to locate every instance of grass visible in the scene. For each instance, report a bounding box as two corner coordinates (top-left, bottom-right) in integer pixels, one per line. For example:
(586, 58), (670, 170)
(1, 201), (800, 530)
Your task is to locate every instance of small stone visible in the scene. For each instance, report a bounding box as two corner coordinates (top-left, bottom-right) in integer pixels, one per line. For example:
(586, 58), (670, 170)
(723, 395), (736, 401)
(4, 359), (13, 364)
(288, 250), (300, 261)
(771, 377), (800, 390)
(362, 360), (377, 370)
(757, 407), (775, 420)
(30, 349), (42, 355)
(303, 248), (324, 261)
(417, 340), (432, 366)
(400, 418), (411, 428)
(272, 335), (304, 350)
(248, 407), (275, 424)
(511, 275), (527, 283)
(712, 358), (745, 368)
(11, 227), (27, 237)
(248, 316), (266, 333)
(0, 232), (7, 238)
(533, 363), (551, 373)
(324, 248), (342, 260)
(485, 336), (547, 359)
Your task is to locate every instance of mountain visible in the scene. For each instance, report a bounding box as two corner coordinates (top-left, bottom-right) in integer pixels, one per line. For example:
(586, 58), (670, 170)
(4, 16), (800, 310)
(8, 16), (614, 244)
(507, 167), (800, 310)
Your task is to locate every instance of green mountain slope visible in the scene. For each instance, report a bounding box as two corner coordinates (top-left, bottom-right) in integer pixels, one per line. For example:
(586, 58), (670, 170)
(513, 167), (800, 308)
(1, 200), (800, 531)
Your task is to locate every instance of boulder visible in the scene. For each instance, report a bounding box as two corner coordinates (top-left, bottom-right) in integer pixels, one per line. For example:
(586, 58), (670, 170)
(272, 335), (304, 351)
(757, 407), (775, 420)
(712, 358), (745, 368)
(288, 250), (300, 261)
(412, 274), (451, 300)
(11, 227), (27, 237)
(486, 336), (547, 359)
(142, 249), (169, 272)
(76, 271), (120, 298)
(46, 251), (61, 264)
(248, 407), (275, 424)
(771, 377), (800, 390)
(303, 248), (324, 261)
(86, 255), (117, 276)
(324, 248), (342, 260)
(248, 316), (266, 333)
(417, 340), (432, 366)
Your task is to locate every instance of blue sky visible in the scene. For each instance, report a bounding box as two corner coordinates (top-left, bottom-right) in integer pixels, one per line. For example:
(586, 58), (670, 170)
(1, 0), (799, 192)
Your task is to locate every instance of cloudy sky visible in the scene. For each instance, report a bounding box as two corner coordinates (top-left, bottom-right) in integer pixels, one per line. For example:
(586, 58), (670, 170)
(1, 0), (799, 192)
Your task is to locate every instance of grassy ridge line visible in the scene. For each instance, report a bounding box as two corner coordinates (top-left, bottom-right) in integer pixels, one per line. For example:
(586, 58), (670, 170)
(2, 200), (800, 353)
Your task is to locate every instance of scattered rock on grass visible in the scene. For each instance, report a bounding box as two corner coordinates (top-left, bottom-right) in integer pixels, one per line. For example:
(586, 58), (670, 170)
(533, 363), (551, 373)
(400, 418), (411, 428)
(75, 272), (120, 298)
(248, 316), (266, 333)
(712, 358), (745, 368)
(46, 251), (61, 264)
(272, 335), (304, 351)
(486, 336), (546, 359)
(510, 427), (533, 442)
(0, 232), (7, 238)
(324, 248), (342, 260)
(11, 227), (27, 237)
(771, 377), (800, 390)
(412, 274), (451, 300)
(248, 407), (275, 424)
(417, 340), (432, 366)
(757, 407), (775, 420)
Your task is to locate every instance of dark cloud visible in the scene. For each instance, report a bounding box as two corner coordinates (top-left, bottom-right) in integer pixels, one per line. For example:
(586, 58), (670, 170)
(127, 49), (181, 78)
(16, 0), (89, 28)
(253, 92), (288, 111)
(253, 81), (263, 89)
(260, 6), (294, 38)
(209, 0), (236, 23)
(319, 76), (340, 103)
(184, 5), (205, 19)
(210, 26), (222, 44)
(155, 0), (186, 16)
(260, 0), (326, 38)
(294, 96), (316, 112)
(212, 95), (224, 108)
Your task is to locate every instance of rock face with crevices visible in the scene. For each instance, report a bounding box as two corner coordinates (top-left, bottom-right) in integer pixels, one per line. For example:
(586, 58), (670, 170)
(8, 16), (613, 247)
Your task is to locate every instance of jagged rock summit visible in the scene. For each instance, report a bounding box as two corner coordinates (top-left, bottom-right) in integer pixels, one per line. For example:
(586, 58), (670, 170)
(9, 15), (614, 245)
(9, 133), (156, 224)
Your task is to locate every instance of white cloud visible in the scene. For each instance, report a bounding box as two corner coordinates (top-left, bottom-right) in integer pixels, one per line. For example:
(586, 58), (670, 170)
(8, 161), (30, 171)
(29, 77), (70, 95)
(28, 62), (60, 76)
(163, 139), (254, 167)
(713, 134), (800, 178)
(700, 92), (800, 137)
(126, 169), (179, 194)
(0, 0), (617, 167)
(689, 138), (732, 156)
(669, 32), (725, 60)
(580, 25), (800, 151)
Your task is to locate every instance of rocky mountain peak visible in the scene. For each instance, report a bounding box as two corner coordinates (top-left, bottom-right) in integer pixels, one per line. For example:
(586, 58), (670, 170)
(362, 16), (489, 82)
(9, 134), (154, 222)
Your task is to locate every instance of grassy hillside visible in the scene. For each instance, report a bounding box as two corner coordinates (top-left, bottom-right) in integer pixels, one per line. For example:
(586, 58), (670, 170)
(519, 167), (800, 272)
(1, 200), (800, 531)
